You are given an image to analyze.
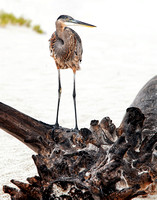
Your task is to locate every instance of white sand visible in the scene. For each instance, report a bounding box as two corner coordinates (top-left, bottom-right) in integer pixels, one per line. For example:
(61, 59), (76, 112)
(0, 0), (157, 199)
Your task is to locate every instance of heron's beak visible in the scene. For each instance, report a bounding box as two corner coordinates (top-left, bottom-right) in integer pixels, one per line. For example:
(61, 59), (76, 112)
(71, 19), (96, 28)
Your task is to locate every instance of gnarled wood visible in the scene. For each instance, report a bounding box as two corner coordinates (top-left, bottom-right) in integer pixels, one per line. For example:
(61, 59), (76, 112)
(0, 75), (157, 200)
(131, 75), (157, 136)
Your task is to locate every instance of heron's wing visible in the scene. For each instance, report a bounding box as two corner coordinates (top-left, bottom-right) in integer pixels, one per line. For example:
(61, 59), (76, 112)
(63, 28), (82, 71)
(60, 28), (76, 61)
(67, 28), (83, 62)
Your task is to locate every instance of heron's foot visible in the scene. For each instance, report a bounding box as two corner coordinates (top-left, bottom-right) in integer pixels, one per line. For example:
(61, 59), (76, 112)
(51, 123), (59, 133)
(51, 123), (60, 141)
(73, 126), (79, 133)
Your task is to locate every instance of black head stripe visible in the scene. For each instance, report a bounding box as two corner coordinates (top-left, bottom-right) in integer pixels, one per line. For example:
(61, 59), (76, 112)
(57, 15), (73, 21)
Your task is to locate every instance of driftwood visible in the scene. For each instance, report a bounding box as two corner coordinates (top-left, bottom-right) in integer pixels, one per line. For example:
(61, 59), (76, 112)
(0, 76), (157, 200)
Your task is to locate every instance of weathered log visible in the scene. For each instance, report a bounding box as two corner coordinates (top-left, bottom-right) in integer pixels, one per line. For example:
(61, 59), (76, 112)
(0, 102), (53, 153)
(0, 76), (157, 200)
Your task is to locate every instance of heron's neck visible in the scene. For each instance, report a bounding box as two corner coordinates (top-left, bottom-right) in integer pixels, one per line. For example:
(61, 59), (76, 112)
(56, 20), (66, 39)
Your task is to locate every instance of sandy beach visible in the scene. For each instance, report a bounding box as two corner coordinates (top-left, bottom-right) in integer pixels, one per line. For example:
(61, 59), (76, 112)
(0, 0), (157, 199)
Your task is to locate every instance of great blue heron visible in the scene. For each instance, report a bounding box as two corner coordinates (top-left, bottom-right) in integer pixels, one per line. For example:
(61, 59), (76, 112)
(49, 15), (96, 130)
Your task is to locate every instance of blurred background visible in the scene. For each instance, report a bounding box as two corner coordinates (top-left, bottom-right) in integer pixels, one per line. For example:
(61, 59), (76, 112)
(0, 0), (157, 199)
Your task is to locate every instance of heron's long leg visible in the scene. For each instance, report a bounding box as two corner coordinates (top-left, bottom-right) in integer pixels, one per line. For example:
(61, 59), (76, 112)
(55, 69), (61, 127)
(73, 72), (78, 130)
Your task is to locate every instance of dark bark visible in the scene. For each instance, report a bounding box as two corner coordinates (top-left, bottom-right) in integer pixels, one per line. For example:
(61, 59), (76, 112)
(0, 76), (157, 200)
(0, 102), (52, 153)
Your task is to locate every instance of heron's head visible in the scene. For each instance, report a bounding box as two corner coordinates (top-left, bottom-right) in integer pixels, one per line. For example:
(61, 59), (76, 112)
(57, 15), (96, 28)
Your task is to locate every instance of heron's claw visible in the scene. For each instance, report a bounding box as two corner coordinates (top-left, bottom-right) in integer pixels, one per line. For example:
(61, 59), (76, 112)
(73, 127), (79, 133)
(54, 123), (59, 128)
(51, 123), (59, 139)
